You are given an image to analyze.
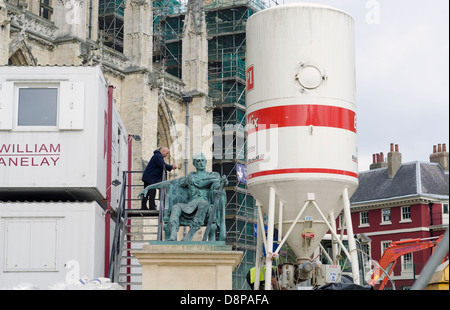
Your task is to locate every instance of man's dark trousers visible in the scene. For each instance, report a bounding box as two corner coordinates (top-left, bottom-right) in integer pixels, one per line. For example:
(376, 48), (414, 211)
(142, 181), (157, 210)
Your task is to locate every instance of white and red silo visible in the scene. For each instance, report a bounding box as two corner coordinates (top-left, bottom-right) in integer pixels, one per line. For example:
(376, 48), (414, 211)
(246, 3), (360, 289)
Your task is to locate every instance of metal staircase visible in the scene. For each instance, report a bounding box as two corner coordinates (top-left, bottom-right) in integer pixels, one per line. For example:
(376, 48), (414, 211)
(116, 209), (160, 289)
(108, 170), (166, 290)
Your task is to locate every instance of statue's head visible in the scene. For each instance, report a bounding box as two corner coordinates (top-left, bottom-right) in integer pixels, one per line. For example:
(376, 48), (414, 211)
(192, 153), (207, 170)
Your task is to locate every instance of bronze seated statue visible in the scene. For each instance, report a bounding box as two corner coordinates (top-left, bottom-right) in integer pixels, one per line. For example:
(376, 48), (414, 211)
(138, 153), (227, 242)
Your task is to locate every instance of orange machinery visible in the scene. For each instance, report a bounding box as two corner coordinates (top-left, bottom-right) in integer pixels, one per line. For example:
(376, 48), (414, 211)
(369, 235), (444, 290)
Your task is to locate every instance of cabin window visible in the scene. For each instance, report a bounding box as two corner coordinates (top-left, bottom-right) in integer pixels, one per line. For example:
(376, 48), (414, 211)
(17, 87), (58, 127)
(9, 81), (84, 131)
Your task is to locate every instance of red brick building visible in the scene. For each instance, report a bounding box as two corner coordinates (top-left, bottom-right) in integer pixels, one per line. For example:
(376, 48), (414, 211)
(350, 143), (449, 290)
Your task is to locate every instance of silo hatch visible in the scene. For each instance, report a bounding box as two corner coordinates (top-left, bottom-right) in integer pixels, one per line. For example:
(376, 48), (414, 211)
(295, 64), (326, 90)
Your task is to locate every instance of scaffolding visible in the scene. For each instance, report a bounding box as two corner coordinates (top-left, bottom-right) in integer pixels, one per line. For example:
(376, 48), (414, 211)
(97, 0), (278, 289)
(207, 1), (258, 290)
(151, 0), (283, 290)
(99, 0), (125, 52)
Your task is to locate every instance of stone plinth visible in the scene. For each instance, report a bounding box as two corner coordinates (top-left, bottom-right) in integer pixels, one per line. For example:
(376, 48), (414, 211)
(132, 242), (243, 290)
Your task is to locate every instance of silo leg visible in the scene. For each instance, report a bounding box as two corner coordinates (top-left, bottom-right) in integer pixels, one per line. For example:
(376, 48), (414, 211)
(343, 187), (360, 285)
(265, 186), (276, 290)
(254, 202), (263, 290)
(329, 209), (339, 265)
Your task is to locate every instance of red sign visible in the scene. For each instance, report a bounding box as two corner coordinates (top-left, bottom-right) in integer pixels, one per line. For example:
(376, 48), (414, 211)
(246, 65), (254, 92)
(247, 104), (357, 135)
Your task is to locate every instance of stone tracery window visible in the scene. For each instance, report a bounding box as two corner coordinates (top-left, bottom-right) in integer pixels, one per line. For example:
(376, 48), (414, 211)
(40, 0), (53, 20)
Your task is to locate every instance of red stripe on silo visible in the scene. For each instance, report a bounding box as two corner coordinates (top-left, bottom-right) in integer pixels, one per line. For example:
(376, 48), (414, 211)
(247, 104), (356, 134)
(248, 168), (358, 180)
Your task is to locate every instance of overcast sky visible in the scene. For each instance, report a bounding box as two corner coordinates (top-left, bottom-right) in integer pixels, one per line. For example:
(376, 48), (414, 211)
(278, 0), (449, 171)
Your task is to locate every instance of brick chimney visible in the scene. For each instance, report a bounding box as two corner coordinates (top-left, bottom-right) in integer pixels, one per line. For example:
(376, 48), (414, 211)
(388, 143), (402, 178)
(430, 143), (449, 172)
(370, 152), (387, 170)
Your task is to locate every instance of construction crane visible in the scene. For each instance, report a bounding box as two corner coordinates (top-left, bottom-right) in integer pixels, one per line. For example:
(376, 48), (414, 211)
(369, 235), (445, 290)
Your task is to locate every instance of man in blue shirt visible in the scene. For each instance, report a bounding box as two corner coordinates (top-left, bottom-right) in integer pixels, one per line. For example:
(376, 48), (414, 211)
(141, 147), (177, 210)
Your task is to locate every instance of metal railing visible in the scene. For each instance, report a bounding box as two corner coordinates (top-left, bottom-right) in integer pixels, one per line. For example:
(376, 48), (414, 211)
(108, 170), (129, 282)
(108, 168), (167, 283)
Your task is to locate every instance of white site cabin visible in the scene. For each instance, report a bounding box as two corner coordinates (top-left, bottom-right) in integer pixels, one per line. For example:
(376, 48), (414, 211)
(0, 66), (129, 289)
